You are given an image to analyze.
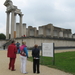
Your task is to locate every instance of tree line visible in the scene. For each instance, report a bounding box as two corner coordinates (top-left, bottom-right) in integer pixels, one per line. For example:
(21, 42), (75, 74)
(0, 33), (6, 40)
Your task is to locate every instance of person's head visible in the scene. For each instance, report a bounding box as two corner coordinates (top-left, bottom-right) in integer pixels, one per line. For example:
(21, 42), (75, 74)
(11, 40), (15, 44)
(22, 41), (26, 45)
(34, 44), (38, 48)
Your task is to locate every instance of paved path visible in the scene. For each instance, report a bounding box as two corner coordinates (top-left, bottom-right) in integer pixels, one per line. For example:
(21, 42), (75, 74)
(0, 49), (75, 75)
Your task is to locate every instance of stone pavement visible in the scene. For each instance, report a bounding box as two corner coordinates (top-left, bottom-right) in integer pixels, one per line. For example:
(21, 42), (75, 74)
(0, 49), (75, 75)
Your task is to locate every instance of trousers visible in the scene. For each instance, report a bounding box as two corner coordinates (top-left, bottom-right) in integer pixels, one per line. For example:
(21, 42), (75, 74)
(20, 55), (27, 73)
(9, 58), (16, 70)
(33, 59), (40, 73)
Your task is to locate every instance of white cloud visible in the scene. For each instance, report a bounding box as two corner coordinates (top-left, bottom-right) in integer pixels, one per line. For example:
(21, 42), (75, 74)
(0, 0), (75, 35)
(0, 0), (5, 11)
(0, 23), (6, 34)
(13, 0), (29, 8)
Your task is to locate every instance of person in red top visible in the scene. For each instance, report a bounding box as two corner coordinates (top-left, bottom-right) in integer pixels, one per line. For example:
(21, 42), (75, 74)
(7, 40), (17, 71)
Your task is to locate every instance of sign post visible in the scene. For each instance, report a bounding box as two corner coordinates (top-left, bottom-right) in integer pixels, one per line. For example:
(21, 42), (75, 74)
(42, 43), (55, 65)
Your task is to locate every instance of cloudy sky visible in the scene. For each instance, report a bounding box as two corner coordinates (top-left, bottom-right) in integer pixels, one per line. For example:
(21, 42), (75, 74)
(0, 0), (75, 35)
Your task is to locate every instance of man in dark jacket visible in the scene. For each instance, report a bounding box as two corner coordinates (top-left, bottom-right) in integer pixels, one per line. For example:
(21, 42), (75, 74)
(32, 45), (40, 74)
(7, 40), (17, 71)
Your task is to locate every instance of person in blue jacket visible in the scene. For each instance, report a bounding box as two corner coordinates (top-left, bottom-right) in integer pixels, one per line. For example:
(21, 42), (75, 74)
(19, 41), (28, 74)
(16, 42), (20, 53)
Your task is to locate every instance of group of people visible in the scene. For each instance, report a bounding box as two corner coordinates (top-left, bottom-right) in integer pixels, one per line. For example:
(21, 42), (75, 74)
(7, 40), (40, 74)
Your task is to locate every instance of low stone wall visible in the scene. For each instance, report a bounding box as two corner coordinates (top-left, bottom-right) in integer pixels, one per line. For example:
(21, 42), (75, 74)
(0, 37), (75, 48)
(15, 37), (75, 48)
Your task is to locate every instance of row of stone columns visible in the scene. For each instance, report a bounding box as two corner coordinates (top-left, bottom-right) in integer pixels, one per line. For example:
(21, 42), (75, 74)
(6, 11), (23, 39)
(16, 23), (26, 38)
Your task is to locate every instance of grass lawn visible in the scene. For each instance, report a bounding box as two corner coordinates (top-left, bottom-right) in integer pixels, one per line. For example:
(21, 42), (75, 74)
(28, 51), (75, 75)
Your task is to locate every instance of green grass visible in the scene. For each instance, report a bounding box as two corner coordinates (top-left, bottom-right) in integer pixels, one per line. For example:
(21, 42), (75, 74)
(28, 51), (75, 75)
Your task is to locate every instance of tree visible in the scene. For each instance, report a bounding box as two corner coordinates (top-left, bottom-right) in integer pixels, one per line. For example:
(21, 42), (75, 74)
(0, 33), (6, 39)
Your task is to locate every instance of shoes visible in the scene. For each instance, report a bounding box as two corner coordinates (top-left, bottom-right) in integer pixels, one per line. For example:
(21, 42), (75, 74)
(11, 69), (16, 71)
(33, 71), (36, 73)
(37, 72), (40, 74)
(24, 72), (28, 74)
(8, 68), (10, 70)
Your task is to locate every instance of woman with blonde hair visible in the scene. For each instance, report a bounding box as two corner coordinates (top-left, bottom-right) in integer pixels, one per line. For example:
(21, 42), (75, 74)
(19, 41), (28, 74)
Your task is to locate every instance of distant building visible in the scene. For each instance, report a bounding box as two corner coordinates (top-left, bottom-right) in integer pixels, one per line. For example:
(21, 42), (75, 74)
(26, 23), (72, 38)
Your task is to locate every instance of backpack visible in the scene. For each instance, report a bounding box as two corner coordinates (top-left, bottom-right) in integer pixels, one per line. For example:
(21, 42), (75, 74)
(20, 45), (26, 56)
(20, 50), (26, 56)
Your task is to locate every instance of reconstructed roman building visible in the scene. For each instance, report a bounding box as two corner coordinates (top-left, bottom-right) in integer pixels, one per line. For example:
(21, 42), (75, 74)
(26, 24), (72, 39)
(4, 0), (24, 39)
(1, 0), (75, 49)
(3, 0), (74, 40)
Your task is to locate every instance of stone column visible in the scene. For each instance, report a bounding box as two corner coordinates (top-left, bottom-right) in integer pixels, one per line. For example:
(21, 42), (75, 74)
(6, 12), (10, 39)
(38, 27), (43, 36)
(23, 23), (26, 37)
(16, 23), (20, 37)
(59, 31), (63, 38)
(11, 11), (15, 39)
(14, 13), (16, 38)
(19, 14), (23, 37)
(51, 25), (54, 37)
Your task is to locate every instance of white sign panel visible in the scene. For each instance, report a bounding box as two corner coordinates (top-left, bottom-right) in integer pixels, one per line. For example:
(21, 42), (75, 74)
(42, 43), (54, 57)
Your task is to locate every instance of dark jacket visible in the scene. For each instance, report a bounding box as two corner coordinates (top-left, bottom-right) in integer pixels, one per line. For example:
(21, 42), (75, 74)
(32, 48), (40, 58)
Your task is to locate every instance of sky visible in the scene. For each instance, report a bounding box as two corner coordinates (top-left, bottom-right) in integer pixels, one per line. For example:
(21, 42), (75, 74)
(0, 0), (75, 35)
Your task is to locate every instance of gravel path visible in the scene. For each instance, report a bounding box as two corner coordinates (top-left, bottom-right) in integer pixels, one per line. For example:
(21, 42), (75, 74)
(0, 49), (75, 75)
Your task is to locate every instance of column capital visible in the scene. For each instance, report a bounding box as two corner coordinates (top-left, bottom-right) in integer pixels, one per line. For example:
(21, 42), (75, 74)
(14, 13), (17, 16)
(6, 11), (10, 13)
(19, 14), (24, 17)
